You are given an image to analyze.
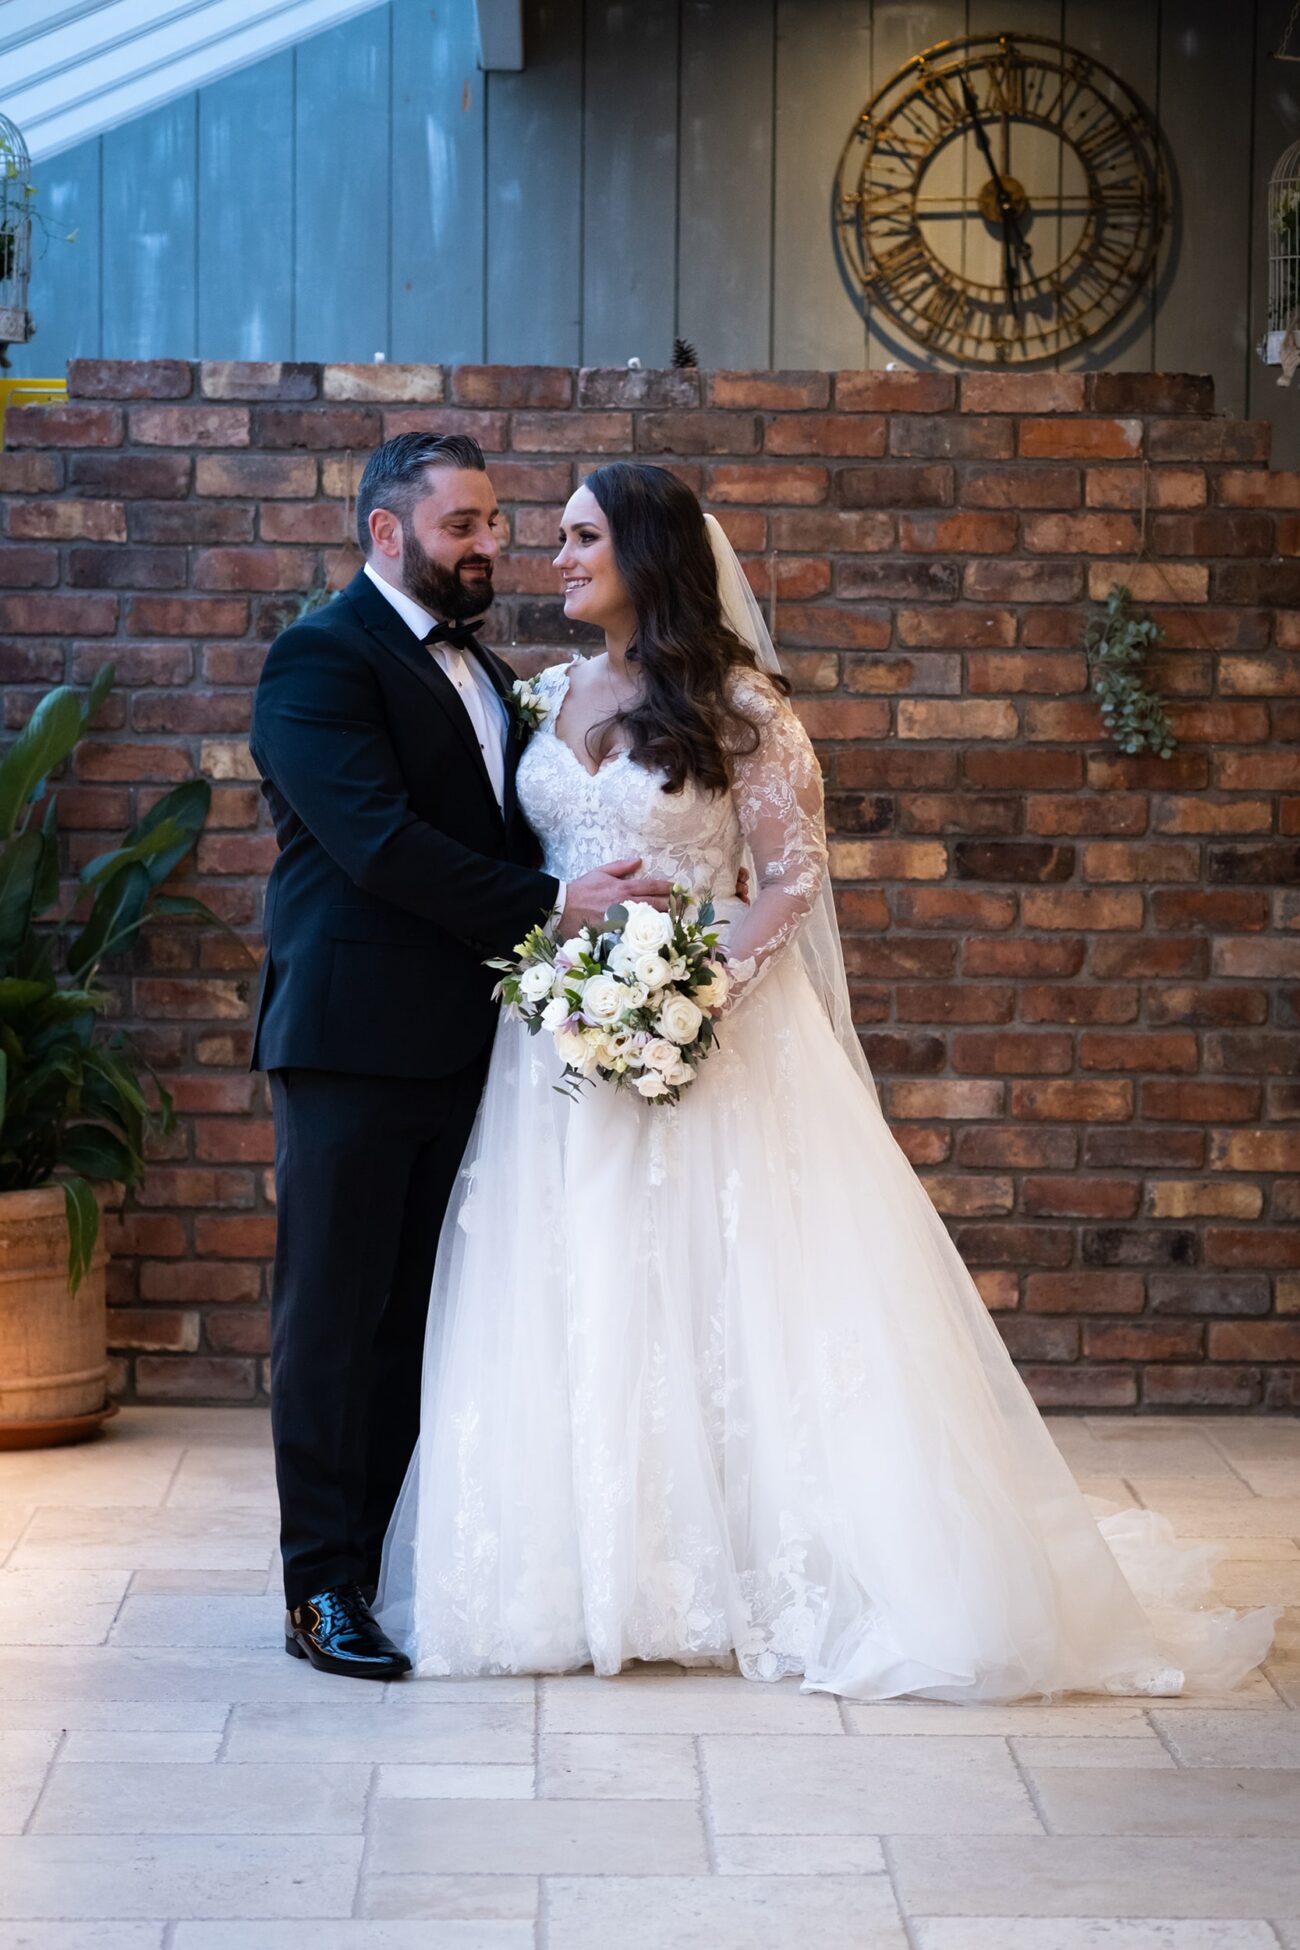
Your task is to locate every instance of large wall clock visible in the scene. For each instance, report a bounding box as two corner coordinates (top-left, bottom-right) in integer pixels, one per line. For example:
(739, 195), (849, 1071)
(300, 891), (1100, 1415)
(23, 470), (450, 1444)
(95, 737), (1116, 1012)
(835, 33), (1169, 365)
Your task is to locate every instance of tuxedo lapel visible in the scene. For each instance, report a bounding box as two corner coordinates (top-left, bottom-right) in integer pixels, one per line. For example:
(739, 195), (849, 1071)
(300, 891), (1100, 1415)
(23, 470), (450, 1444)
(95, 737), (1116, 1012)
(341, 571), (503, 822)
(465, 639), (525, 830)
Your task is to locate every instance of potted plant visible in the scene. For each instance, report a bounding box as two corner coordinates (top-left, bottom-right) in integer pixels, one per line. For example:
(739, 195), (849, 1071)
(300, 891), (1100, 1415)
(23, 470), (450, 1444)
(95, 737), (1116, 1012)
(0, 670), (225, 1449)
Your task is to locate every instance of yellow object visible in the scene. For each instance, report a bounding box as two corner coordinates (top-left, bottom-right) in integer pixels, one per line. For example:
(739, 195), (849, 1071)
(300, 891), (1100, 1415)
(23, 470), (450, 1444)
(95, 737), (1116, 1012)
(0, 375), (68, 446)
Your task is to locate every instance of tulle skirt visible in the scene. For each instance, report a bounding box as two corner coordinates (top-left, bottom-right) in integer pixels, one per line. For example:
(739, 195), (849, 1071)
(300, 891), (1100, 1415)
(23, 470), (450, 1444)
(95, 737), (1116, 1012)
(377, 951), (1277, 1702)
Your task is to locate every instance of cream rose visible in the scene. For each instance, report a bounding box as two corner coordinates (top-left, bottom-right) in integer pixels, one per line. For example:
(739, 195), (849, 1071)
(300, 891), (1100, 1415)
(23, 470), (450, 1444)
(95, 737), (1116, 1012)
(633, 1070), (670, 1099)
(619, 901), (674, 954)
(541, 995), (570, 1030)
(656, 993), (704, 1045)
(607, 941), (638, 979)
(554, 1025), (600, 1075)
(580, 974), (625, 1025)
(665, 1056), (694, 1088)
(634, 950), (672, 991)
(558, 935), (589, 967)
(641, 1037), (679, 1075)
(691, 962), (731, 1011)
(519, 961), (556, 1003)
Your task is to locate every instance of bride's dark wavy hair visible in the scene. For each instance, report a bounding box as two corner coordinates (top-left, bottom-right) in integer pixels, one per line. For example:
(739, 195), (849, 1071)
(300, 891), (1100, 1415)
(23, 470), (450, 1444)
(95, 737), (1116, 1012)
(582, 462), (789, 794)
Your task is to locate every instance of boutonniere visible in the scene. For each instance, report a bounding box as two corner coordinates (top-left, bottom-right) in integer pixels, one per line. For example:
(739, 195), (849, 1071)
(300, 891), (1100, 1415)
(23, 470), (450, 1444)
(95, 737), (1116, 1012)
(509, 675), (553, 736)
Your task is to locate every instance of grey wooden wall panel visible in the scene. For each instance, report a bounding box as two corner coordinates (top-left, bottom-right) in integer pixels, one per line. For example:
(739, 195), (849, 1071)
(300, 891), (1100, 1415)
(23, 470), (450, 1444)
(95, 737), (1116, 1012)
(678, 0), (776, 370)
(102, 97), (197, 359)
(773, 0), (872, 369)
(1248, 0), (1300, 469)
(391, 0), (485, 363)
(1154, 0), (1253, 418)
(293, 7), (391, 361)
(865, 0), (965, 370)
(582, 0), (679, 368)
(1063, 0), (1159, 371)
(485, 0), (583, 365)
(197, 52), (293, 360)
(15, 139), (100, 376)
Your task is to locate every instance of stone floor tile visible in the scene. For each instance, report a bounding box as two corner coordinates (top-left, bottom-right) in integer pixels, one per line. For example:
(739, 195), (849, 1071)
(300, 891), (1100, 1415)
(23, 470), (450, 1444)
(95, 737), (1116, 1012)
(544, 1873), (909, 1948)
(1144, 1500), (1300, 1539)
(2, 1929), (166, 1950)
(539, 1732), (698, 1798)
(61, 1729), (225, 1763)
(1270, 1662), (1300, 1707)
(33, 1760), (370, 1835)
(1137, 1673), (1281, 1710)
(1124, 1475), (1256, 1506)
(0, 1504), (34, 1560)
(844, 1703), (1154, 1737)
(0, 1833), (364, 1919)
(0, 1646), (339, 1705)
(0, 1450), (179, 1508)
(8, 1506), (273, 1571)
(0, 1731), (58, 1834)
(404, 1676), (537, 1706)
(889, 1836), (1300, 1917)
(1150, 1709), (1300, 1766)
(0, 1567), (130, 1646)
(132, 1407), (273, 1446)
(702, 1733), (1039, 1836)
(1211, 1562), (1300, 1605)
(1010, 1734), (1175, 1770)
(1208, 1538), (1300, 1562)
(358, 1875), (539, 1920)
(540, 1669), (839, 1734)
(369, 1796), (708, 1875)
(127, 1568), (271, 1594)
(1030, 1766), (1300, 1835)
(375, 1764), (535, 1798)
(0, 1699), (229, 1734)
(912, 1921), (1280, 1948)
(1273, 1925), (1300, 1950)
(110, 1594), (282, 1648)
(225, 1699), (533, 1765)
(712, 1833), (887, 1874)
(173, 1926), (532, 1948)
(163, 1447), (280, 1508)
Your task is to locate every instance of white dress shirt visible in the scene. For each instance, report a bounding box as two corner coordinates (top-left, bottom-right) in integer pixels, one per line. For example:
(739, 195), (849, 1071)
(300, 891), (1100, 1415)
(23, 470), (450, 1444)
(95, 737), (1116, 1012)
(362, 561), (566, 922)
(364, 560), (507, 808)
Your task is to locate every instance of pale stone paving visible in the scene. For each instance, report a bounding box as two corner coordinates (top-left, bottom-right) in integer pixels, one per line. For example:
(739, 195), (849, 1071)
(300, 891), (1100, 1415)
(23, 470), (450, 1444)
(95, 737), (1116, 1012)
(0, 1405), (1296, 1948)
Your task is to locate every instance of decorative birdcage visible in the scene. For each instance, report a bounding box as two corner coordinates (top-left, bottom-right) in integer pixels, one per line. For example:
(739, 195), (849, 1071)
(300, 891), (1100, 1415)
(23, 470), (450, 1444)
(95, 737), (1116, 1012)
(0, 112), (34, 364)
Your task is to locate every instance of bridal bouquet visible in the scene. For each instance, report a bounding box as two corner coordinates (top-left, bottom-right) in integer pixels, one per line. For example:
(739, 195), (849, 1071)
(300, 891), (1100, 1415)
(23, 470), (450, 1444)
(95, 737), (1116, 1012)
(488, 887), (730, 1102)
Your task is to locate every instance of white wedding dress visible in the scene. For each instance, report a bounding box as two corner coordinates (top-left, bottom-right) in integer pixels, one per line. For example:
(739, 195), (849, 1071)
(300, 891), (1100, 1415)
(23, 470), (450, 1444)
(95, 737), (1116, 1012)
(378, 656), (1277, 1702)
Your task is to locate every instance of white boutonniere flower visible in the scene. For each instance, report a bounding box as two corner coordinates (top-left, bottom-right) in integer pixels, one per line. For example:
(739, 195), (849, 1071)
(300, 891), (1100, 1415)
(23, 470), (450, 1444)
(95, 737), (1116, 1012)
(510, 674), (553, 734)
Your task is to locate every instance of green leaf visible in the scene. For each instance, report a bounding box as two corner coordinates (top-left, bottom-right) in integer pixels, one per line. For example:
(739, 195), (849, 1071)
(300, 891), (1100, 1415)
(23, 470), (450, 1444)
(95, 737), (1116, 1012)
(0, 832), (44, 959)
(79, 818), (191, 894)
(0, 688), (85, 840)
(57, 1124), (133, 1184)
(67, 861), (152, 980)
(128, 780), (211, 887)
(0, 976), (50, 1014)
(62, 1175), (99, 1294)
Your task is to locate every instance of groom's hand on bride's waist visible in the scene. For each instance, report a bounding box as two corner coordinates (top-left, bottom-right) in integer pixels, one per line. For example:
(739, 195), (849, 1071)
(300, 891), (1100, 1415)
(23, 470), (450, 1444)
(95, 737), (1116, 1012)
(559, 858), (673, 935)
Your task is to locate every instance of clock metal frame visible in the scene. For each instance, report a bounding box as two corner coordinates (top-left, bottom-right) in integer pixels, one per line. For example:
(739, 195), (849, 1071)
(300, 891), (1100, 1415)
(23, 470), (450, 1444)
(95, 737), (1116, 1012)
(835, 33), (1170, 366)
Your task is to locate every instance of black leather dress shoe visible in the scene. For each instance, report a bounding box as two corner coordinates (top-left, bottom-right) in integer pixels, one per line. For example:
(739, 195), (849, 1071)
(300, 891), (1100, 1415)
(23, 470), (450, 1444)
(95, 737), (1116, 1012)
(284, 1583), (411, 1680)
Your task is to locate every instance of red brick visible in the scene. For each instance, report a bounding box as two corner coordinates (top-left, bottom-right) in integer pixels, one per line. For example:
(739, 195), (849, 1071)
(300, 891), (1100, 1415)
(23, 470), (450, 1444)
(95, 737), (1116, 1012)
(793, 698), (890, 739)
(961, 373), (1086, 413)
(846, 653), (960, 696)
(963, 938), (1085, 977)
(964, 559), (1084, 603)
(743, 556), (831, 601)
(962, 748), (1083, 789)
(1147, 419), (1270, 463)
(1092, 936), (1206, 979)
(131, 405), (251, 447)
(71, 454), (192, 498)
(0, 592), (117, 634)
(140, 1260), (262, 1303)
(1085, 466), (1206, 510)
(71, 643), (193, 687)
(0, 452), (63, 492)
(709, 463), (829, 505)
(196, 454), (318, 498)
(962, 464), (1080, 509)
(512, 411), (630, 453)
(6, 404), (124, 448)
(491, 461), (574, 501)
(896, 607), (1015, 648)
(952, 1032), (1072, 1074)
(778, 605), (890, 649)
(1024, 1176), (1141, 1220)
(1216, 468), (1300, 508)
(108, 1308), (199, 1353)
(1011, 1079), (1134, 1120)
(1082, 842), (1199, 883)
(8, 499), (127, 541)
(253, 406), (380, 449)
(135, 1355), (257, 1401)
(834, 371), (955, 412)
(836, 463), (952, 509)
(0, 546), (58, 587)
(128, 596), (248, 637)
(898, 512), (1016, 553)
(204, 1312), (272, 1355)
(765, 414), (885, 457)
(1142, 1080), (1263, 1122)
(894, 888), (1017, 930)
(451, 365), (571, 407)
(134, 693), (250, 734)
(1084, 1322), (1204, 1361)
(769, 511), (893, 552)
(639, 410), (760, 455)
(201, 361), (320, 401)
(579, 368), (699, 408)
(1151, 512), (1274, 557)
(898, 700), (1018, 740)
(891, 416), (1014, 461)
(68, 544), (187, 590)
(1019, 418), (1141, 460)
(259, 501), (347, 544)
(1022, 1367), (1138, 1408)
(710, 370), (831, 410)
(998, 1318), (1080, 1361)
(69, 359), (194, 399)
(194, 547), (314, 592)
(1141, 1365), (1261, 1407)
(1023, 1271), (1144, 1314)
(1023, 513), (1141, 554)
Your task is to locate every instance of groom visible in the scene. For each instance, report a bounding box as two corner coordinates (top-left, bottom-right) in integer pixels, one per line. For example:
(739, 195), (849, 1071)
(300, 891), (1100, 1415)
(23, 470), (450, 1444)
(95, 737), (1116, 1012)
(249, 431), (669, 1678)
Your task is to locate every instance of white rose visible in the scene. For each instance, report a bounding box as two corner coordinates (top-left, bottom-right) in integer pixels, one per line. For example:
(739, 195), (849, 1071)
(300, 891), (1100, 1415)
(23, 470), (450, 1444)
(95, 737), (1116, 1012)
(580, 974), (625, 1025)
(691, 962), (731, 1011)
(558, 935), (589, 966)
(607, 941), (638, 978)
(541, 995), (570, 1030)
(633, 1070), (670, 1099)
(519, 962), (555, 1003)
(634, 950), (672, 991)
(641, 1037), (679, 1075)
(665, 1056), (695, 1088)
(554, 1026), (600, 1075)
(619, 902), (674, 954)
(656, 993), (704, 1045)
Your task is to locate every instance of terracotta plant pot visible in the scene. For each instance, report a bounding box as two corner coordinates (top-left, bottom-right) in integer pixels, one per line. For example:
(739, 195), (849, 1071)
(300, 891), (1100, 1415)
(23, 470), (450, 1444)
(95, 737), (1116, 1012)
(0, 1185), (113, 1450)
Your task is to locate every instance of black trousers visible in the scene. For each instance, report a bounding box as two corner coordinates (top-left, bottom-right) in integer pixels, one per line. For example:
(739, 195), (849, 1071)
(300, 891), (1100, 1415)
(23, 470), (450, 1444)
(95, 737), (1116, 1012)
(268, 1058), (487, 1609)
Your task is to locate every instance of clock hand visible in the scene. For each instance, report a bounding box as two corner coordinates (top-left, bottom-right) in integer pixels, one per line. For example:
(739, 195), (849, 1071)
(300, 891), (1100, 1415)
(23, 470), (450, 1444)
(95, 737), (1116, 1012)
(958, 68), (1031, 321)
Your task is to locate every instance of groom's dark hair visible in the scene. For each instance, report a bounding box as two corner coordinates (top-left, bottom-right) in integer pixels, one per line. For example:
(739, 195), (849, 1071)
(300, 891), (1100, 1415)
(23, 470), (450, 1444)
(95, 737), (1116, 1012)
(355, 431), (488, 552)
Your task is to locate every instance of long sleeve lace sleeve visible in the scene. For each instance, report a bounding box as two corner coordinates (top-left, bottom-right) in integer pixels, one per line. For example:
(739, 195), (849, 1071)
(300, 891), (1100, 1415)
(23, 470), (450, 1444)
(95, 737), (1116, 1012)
(721, 677), (829, 1001)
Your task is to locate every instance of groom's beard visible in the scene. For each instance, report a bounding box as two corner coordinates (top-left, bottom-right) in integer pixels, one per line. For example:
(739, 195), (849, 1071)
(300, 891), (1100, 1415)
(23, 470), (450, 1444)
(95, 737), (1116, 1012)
(401, 532), (495, 622)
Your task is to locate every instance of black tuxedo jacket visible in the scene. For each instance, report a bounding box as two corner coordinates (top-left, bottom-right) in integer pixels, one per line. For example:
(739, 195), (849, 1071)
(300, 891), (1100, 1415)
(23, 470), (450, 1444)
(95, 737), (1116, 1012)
(248, 568), (559, 1078)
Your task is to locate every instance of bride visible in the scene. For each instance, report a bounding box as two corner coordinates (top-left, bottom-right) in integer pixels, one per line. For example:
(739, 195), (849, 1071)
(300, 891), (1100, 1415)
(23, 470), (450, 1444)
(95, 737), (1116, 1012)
(378, 461), (1276, 1703)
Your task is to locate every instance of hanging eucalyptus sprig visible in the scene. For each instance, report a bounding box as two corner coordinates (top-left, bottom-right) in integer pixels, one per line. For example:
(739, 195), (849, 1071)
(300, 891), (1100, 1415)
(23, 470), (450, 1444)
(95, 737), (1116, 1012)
(1083, 585), (1178, 760)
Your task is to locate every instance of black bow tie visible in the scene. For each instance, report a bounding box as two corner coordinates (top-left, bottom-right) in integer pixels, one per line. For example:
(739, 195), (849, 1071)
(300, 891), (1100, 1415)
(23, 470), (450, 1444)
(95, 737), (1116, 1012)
(423, 619), (485, 653)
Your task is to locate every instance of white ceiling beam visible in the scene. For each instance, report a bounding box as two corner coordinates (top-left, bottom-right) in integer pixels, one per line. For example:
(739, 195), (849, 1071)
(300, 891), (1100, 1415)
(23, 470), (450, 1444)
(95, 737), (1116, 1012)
(473, 0), (523, 71)
(0, 0), (390, 161)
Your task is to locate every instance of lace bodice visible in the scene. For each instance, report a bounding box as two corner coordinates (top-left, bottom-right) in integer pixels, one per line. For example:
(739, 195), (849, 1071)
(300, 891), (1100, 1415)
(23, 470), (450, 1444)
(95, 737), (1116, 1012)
(516, 659), (830, 983)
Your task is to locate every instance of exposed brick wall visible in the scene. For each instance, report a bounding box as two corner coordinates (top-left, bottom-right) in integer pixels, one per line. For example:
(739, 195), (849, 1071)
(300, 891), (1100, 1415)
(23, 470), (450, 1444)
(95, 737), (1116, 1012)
(2, 358), (1297, 1411)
